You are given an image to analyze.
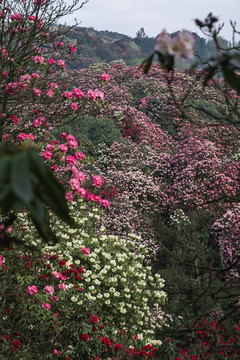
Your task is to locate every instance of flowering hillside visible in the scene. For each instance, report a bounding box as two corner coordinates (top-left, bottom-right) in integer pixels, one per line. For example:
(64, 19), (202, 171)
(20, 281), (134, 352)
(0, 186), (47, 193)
(0, 2), (239, 359)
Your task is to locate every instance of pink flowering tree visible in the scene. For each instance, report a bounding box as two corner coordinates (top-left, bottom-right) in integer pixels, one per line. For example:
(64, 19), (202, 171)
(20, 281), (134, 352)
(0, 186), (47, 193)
(0, 0), (110, 243)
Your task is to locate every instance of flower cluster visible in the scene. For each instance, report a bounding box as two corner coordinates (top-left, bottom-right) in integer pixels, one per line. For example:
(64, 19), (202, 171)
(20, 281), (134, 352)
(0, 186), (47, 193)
(154, 29), (195, 59)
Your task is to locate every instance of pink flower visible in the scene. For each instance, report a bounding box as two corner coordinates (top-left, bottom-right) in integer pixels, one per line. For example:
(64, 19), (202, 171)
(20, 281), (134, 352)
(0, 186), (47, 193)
(56, 283), (66, 291)
(43, 285), (54, 295)
(65, 192), (73, 201)
(42, 302), (51, 309)
(41, 151), (52, 159)
(29, 15), (36, 21)
(72, 88), (84, 99)
(75, 152), (84, 160)
(87, 90), (96, 100)
(62, 91), (73, 99)
(56, 41), (64, 48)
(31, 72), (39, 79)
(69, 45), (76, 54)
(57, 59), (66, 68)
(0, 255), (4, 266)
(77, 171), (85, 182)
(154, 29), (170, 55)
(68, 139), (78, 148)
(66, 155), (76, 165)
(101, 199), (110, 208)
(34, 0), (45, 5)
(101, 73), (110, 82)
(59, 144), (68, 153)
(95, 91), (104, 101)
(27, 285), (38, 296)
(80, 247), (90, 256)
(70, 103), (78, 111)
(46, 89), (54, 97)
(77, 188), (86, 197)
(47, 58), (55, 66)
(33, 55), (44, 64)
(69, 178), (80, 191)
(10, 115), (19, 124)
(53, 349), (60, 356)
(93, 175), (102, 188)
(33, 88), (41, 96)
(18, 133), (27, 141)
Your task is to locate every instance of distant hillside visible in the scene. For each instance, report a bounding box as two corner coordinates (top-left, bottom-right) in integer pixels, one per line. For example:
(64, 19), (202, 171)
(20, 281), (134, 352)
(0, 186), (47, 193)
(59, 25), (231, 70)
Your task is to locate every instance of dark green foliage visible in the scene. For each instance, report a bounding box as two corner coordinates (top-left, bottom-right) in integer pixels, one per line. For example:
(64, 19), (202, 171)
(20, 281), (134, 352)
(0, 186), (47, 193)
(0, 148), (74, 245)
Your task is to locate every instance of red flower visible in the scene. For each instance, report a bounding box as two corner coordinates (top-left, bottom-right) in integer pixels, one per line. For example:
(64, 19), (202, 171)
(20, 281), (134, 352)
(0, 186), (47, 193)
(59, 260), (66, 267)
(79, 333), (89, 341)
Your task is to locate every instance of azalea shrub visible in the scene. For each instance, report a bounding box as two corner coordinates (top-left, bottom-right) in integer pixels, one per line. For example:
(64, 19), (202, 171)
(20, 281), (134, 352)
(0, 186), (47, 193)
(0, 201), (166, 359)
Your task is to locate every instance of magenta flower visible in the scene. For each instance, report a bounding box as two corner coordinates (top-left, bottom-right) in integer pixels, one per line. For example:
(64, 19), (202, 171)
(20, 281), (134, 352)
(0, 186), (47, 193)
(41, 151), (52, 160)
(43, 285), (54, 295)
(66, 155), (76, 165)
(100, 73), (110, 82)
(80, 247), (90, 256)
(0, 255), (4, 266)
(93, 175), (102, 188)
(75, 152), (84, 160)
(56, 283), (66, 291)
(27, 285), (38, 296)
(53, 349), (60, 356)
(42, 302), (51, 309)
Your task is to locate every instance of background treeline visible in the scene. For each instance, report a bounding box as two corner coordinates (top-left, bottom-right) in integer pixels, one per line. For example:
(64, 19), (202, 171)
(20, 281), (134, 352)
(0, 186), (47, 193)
(58, 24), (232, 69)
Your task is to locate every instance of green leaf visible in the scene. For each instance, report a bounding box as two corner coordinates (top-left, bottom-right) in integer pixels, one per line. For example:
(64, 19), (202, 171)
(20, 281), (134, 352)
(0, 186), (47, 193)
(10, 152), (33, 203)
(140, 54), (154, 74)
(29, 151), (73, 225)
(203, 66), (217, 87)
(222, 65), (240, 92)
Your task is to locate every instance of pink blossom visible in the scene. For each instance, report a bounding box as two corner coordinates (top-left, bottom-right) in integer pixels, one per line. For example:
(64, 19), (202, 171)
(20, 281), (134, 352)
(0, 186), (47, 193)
(0, 255), (4, 266)
(33, 55), (44, 64)
(72, 88), (84, 99)
(69, 178), (80, 191)
(75, 152), (84, 160)
(10, 115), (19, 124)
(93, 175), (102, 188)
(59, 144), (68, 153)
(29, 15), (36, 21)
(41, 151), (52, 159)
(68, 139), (78, 148)
(66, 134), (75, 141)
(56, 41), (64, 48)
(69, 45), (76, 54)
(101, 73), (110, 82)
(56, 283), (66, 291)
(95, 91), (104, 101)
(33, 88), (41, 96)
(62, 91), (73, 99)
(60, 132), (66, 139)
(31, 72), (39, 79)
(77, 171), (85, 182)
(87, 90), (96, 100)
(80, 247), (90, 256)
(43, 285), (54, 295)
(66, 155), (76, 165)
(101, 199), (110, 208)
(42, 302), (51, 309)
(70, 102), (78, 111)
(77, 188), (86, 197)
(65, 192), (74, 202)
(34, 0), (45, 5)
(46, 89), (54, 97)
(17, 133), (27, 141)
(53, 349), (60, 356)
(57, 59), (66, 68)
(27, 285), (38, 296)
(47, 58), (55, 66)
